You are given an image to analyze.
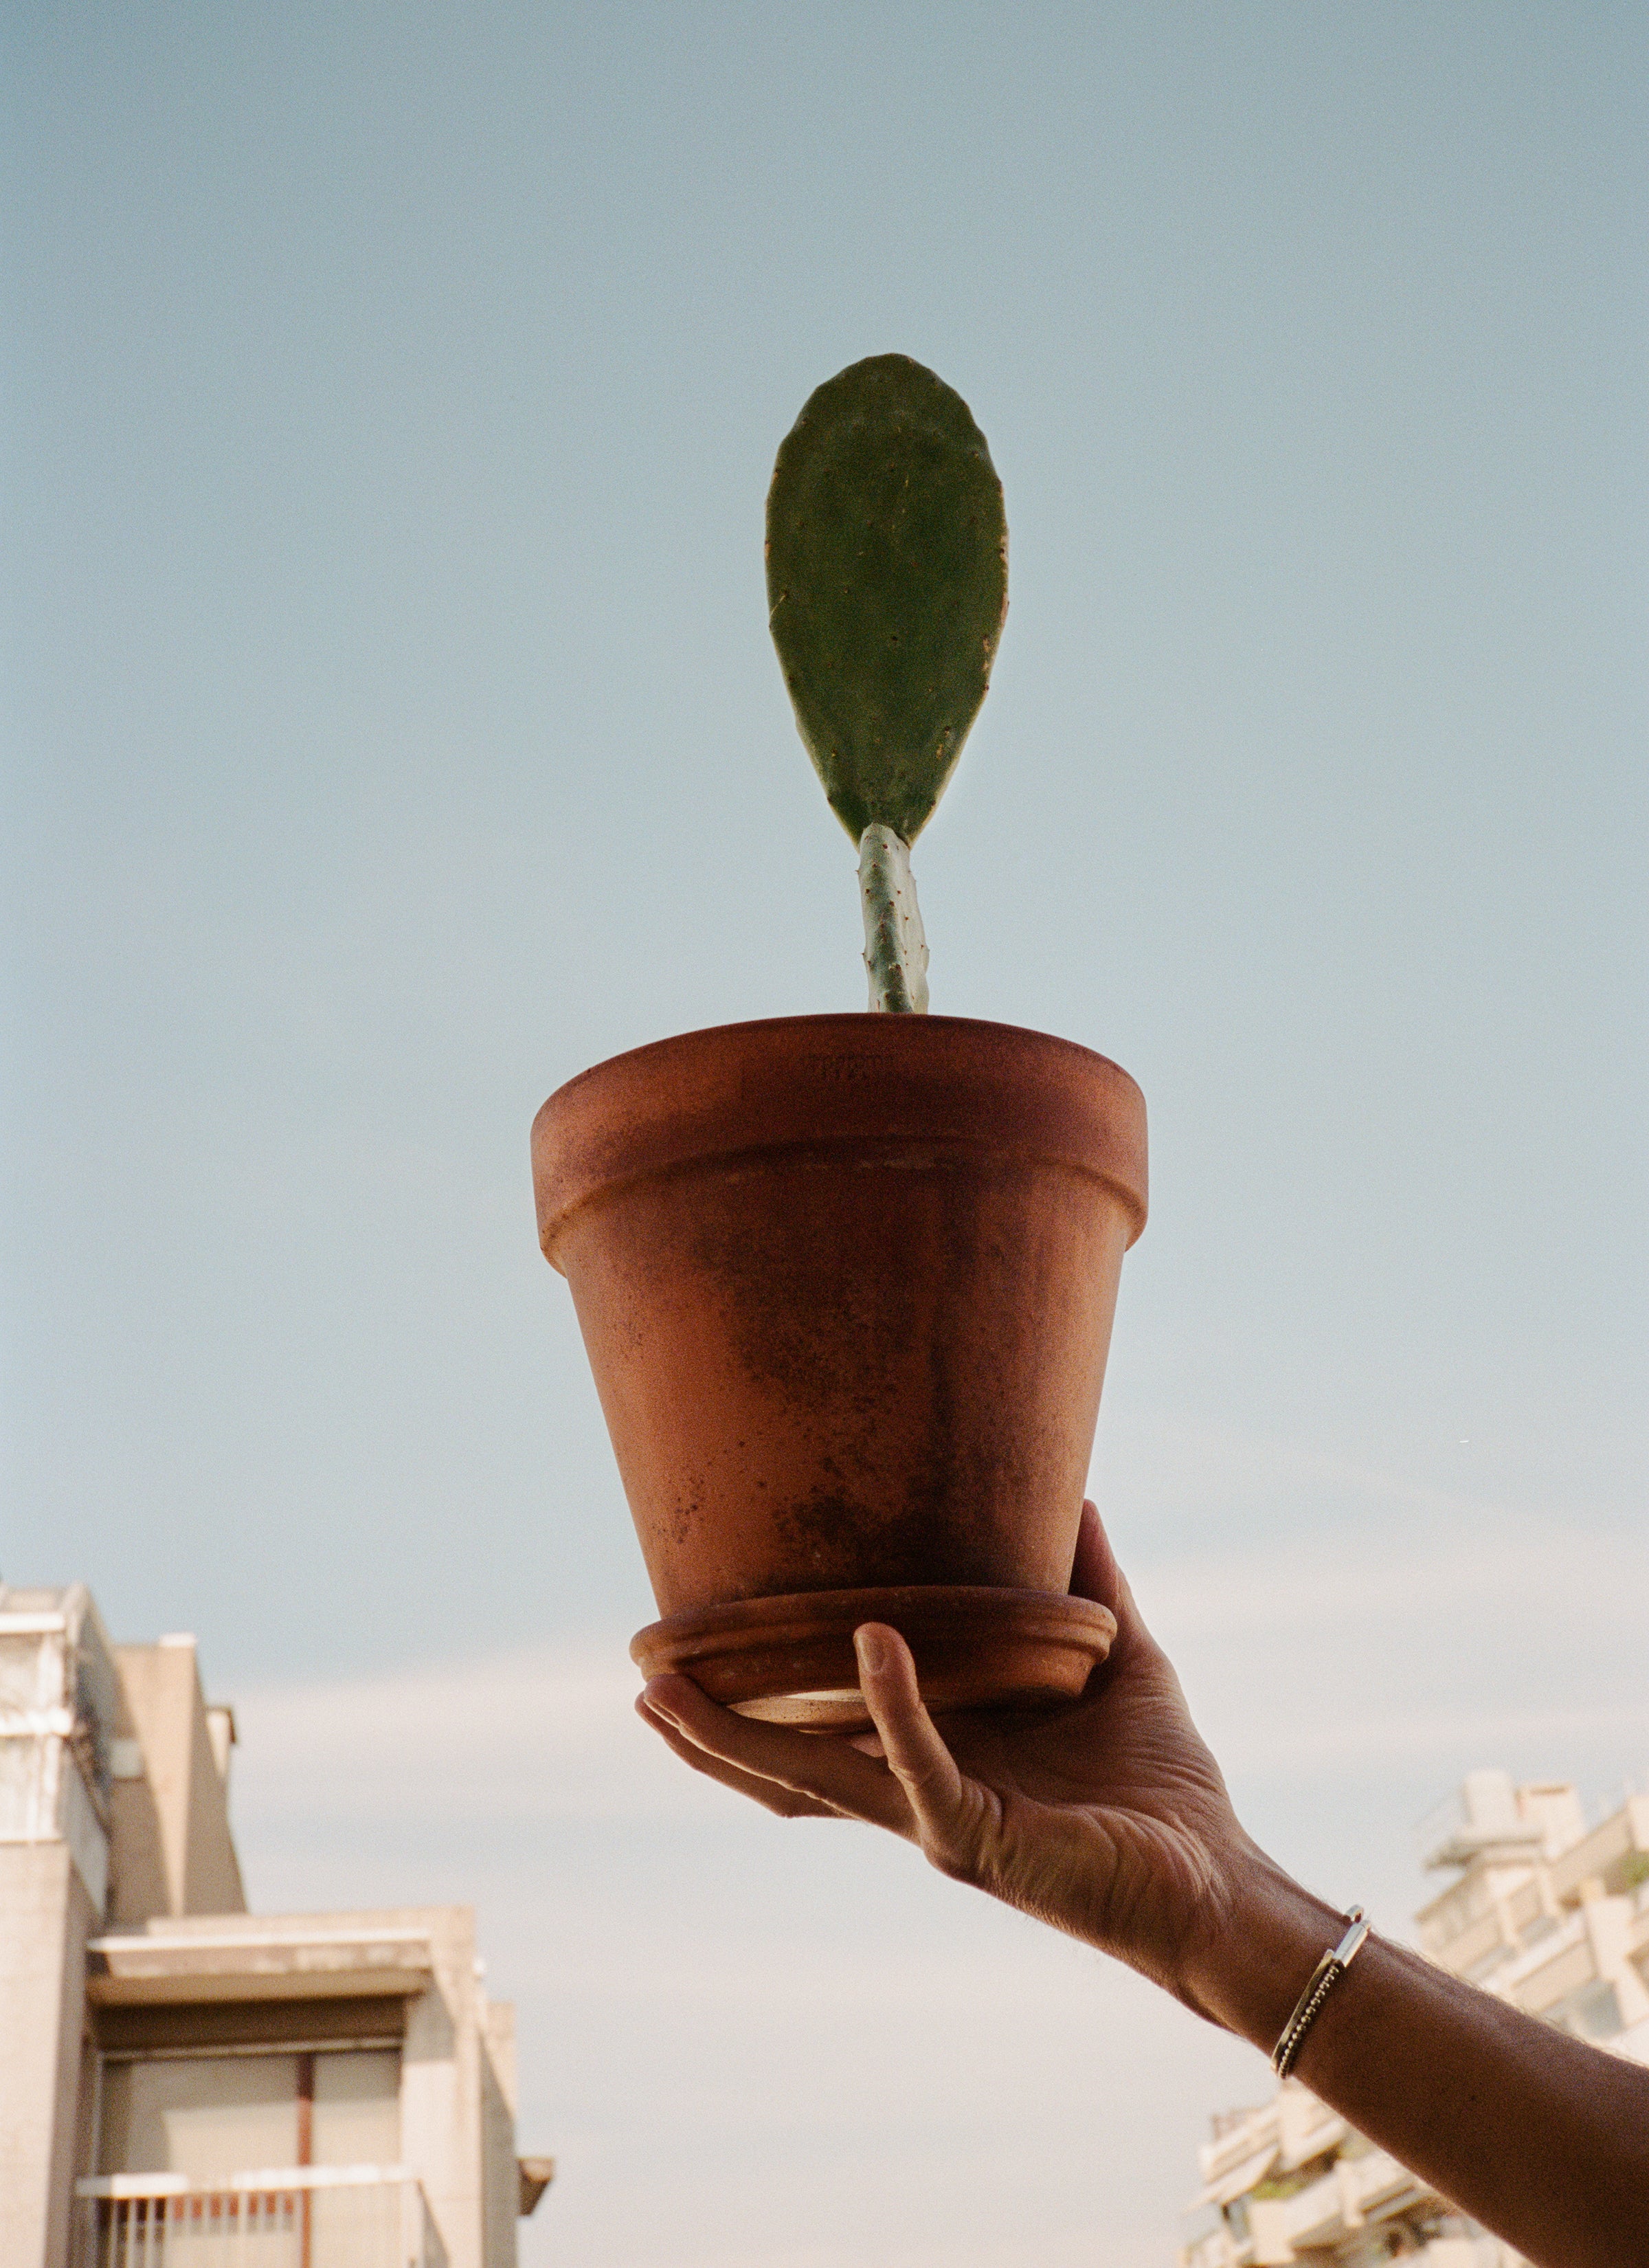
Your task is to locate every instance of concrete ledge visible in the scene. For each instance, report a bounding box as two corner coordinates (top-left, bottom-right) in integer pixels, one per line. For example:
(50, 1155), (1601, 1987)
(86, 1924), (434, 2003)
(79, 2165), (414, 2198)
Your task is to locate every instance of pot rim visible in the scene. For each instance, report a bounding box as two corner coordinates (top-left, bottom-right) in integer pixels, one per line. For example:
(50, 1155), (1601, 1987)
(533, 1012), (1147, 1271)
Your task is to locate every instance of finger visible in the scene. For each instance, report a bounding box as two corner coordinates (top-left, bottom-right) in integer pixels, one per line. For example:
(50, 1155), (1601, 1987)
(1069, 1503), (1208, 1753)
(1068, 1498), (1119, 1607)
(851, 1625), (971, 1861)
(1070, 1500), (1164, 1663)
(636, 1696), (838, 1819)
(639, 1675), (914, 1836)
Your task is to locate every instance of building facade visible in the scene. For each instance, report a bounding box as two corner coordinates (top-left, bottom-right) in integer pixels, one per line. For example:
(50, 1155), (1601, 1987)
(0, 1582), (552, 2268)
(1178, 1767), (1649, 2267)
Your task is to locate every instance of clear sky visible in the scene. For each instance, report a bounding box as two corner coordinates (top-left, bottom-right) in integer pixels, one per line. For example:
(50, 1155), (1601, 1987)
(3, 8), (1645, 2265)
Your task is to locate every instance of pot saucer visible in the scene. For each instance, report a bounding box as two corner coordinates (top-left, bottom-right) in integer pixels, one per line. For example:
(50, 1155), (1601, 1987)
(631, 1584), (1117, 1731)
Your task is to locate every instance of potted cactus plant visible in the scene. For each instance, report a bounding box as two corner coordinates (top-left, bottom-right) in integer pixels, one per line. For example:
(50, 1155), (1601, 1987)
(532, 355), (1147, 1730)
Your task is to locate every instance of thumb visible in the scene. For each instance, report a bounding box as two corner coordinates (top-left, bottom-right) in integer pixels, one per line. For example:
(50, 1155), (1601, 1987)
(852, 1623), (972, 1867)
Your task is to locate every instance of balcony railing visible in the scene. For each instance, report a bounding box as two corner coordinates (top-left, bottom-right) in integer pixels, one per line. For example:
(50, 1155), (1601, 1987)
(74, 2164), (432, 2268)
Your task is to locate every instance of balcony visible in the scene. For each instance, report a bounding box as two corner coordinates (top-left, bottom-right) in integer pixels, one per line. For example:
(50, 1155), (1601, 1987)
(1415, 1777), (1543, 1873)
(74, 2164), (434, 2267)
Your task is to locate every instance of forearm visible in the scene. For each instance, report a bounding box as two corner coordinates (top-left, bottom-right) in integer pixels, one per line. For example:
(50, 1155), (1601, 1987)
(1182, 1852), (1649, 2268)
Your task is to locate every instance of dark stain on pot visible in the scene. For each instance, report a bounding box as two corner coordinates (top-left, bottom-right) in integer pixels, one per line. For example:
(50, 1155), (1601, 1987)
(665, 1486), (704, 1548)
(767, 1489), (1000, 1590)
(693, 1157), (932, 1397)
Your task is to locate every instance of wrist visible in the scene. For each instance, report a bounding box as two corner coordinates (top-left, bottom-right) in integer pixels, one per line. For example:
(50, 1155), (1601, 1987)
(1176, 1843), (1349, 2052)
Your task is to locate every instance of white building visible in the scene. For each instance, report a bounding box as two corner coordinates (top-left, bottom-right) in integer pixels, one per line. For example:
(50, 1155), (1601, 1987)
(1178, 1767), (1649, 2267)
(0, 1581), (554, 2268)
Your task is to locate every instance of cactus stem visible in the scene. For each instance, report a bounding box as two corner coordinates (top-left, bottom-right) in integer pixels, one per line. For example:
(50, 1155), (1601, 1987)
(858, 824), (930, 1014)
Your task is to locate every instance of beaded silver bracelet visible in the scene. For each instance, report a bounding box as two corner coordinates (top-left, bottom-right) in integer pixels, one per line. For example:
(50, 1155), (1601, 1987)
(1271, 1907), (1371, 2078)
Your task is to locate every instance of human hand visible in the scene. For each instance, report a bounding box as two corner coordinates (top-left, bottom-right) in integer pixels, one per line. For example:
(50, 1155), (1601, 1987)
(638, 1502), (1291, 2019)
(644, 1504), (1649, 2268)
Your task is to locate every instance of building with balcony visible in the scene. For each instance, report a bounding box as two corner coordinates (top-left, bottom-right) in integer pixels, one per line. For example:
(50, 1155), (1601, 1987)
(1176, 1767), (1649, 2267)
(0, 1581), (554, 2268)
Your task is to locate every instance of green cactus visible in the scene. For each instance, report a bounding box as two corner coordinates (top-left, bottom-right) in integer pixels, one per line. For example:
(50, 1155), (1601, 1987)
(766, 355), (1007, 1010)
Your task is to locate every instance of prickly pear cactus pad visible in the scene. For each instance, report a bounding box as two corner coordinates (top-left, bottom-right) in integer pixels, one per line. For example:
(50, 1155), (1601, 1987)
(766, 355), (1008, 850)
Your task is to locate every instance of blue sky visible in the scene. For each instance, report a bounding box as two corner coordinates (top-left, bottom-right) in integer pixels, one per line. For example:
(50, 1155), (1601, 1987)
(3, 8), (1645, 2263)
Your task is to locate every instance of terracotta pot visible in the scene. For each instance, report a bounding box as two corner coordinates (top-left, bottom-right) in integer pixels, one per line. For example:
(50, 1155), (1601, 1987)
(532, 1014), (1146, 1728)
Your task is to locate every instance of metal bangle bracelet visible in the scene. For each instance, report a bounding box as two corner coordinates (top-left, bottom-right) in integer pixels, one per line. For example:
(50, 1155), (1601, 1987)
(1271, 1907), (1371, 2078)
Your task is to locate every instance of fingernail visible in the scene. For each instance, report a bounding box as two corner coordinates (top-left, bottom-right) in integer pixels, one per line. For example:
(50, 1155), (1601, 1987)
(854, 1626), (886, 1676)
(641, 1689), (683, 1731)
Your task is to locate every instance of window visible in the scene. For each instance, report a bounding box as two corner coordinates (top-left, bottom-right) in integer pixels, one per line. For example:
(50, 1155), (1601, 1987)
(313, 2052), (401, 2165)
(98, 2049), (400, 2179)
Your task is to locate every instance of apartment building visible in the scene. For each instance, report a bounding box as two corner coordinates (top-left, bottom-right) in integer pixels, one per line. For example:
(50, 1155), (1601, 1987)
(1177, 1766), (1649, 2267)
(0, 1581), (554, 2267)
